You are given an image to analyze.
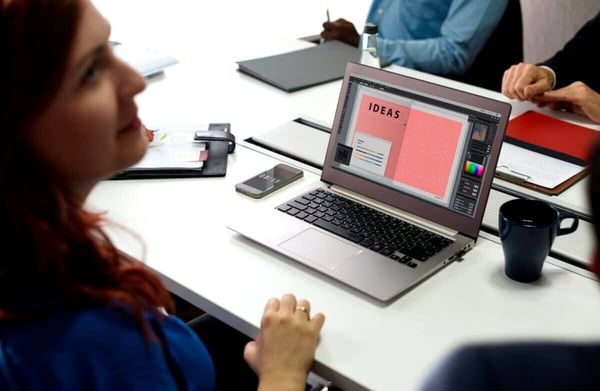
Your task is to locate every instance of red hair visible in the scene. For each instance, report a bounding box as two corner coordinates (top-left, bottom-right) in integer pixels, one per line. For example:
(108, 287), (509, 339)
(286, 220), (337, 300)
(0, 0), (173, 334)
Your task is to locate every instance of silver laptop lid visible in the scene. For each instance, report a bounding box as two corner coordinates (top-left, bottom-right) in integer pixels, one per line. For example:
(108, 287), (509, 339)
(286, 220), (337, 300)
(322, 62), (511, 239)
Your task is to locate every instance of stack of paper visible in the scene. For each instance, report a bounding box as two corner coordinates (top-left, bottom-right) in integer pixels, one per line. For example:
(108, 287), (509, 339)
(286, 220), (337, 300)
(496, 110), (600, 194)
(111, 41), (178, 77)
(133, 130), (207, 170)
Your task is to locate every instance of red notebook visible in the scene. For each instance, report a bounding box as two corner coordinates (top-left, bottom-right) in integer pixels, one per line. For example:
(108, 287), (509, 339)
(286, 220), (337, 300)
(505, 110), (600, 166)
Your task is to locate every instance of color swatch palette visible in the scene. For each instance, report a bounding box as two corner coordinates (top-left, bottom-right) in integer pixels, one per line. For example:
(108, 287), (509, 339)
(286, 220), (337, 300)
(464, 161), (484, 177)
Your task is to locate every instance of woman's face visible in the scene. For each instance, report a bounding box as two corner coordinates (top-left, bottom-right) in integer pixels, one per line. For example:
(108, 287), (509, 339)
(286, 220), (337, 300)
(29, 0), (146, 198)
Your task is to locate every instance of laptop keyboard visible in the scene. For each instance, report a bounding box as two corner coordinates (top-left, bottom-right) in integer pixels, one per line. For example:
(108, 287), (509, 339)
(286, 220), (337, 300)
(276, 188), (453, 268)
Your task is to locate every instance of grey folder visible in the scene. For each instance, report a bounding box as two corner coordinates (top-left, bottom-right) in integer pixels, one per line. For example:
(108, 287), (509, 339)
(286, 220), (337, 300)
(236, 40), (360, 92)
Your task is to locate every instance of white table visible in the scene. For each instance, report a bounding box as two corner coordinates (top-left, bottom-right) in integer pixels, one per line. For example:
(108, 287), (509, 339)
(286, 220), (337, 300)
(88, 144), (600, 391)
(88, 2), (600, 389)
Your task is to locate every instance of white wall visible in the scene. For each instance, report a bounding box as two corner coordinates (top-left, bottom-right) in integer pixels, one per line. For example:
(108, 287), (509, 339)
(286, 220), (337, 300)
(522, 0), (600, 63)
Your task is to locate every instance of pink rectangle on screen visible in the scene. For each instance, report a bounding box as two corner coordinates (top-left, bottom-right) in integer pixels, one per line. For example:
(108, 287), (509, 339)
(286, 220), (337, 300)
(353, 94), (463, 198)
(394, 109), (462, 198)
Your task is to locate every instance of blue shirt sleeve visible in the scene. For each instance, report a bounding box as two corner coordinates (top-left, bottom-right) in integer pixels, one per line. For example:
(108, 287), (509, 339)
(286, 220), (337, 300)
(0, 307), (215, 391)
(366, 0), (508, 76)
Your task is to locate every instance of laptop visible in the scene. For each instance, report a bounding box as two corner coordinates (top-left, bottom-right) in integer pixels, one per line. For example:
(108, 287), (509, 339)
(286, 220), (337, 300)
(228, 62), (511, 302)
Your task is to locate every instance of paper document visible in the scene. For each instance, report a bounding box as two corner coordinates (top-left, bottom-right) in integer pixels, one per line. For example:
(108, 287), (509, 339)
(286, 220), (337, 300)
(132, 130), (207, 169)
(111, 42), (178, 77)
(112, 125), (233, 179)
(496, 143), (584, 189)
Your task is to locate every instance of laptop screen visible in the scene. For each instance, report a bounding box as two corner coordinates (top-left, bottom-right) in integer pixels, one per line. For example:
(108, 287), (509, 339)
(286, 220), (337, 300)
(322, 63), (511, 238)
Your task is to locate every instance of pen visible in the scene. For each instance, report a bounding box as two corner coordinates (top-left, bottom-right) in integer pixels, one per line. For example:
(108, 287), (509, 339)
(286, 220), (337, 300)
(319, 8), (330, 45)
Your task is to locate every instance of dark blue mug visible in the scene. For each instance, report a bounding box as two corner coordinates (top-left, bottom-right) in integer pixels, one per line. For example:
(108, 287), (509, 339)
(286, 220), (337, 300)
(499, 199), (579, 282)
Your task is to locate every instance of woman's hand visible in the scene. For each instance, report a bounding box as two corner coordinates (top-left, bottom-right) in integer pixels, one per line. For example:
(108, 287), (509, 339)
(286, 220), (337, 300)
(244, 293), (325, 391)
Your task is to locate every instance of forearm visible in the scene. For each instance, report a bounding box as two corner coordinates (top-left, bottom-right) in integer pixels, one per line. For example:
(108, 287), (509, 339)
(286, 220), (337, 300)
(257, 372), (308, 391)
(375, 0), (508, 75)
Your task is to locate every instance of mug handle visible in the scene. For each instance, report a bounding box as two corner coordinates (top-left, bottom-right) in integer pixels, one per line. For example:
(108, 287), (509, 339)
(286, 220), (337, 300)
(557, 210), (579, 235)
(498, 215), (510, 240)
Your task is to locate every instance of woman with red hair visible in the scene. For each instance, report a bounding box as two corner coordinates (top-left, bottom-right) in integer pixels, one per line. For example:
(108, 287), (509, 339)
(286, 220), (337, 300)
(0, 0), (324, 390)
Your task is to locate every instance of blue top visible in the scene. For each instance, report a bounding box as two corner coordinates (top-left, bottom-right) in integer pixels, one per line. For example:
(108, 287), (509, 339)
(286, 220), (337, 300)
(421, 342), (600, 390)
(0, 307), (215, 390)
(366, 0), (508, 76)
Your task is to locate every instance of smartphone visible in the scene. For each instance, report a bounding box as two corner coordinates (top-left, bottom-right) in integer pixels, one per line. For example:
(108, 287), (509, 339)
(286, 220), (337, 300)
(235, 163), (303, 199)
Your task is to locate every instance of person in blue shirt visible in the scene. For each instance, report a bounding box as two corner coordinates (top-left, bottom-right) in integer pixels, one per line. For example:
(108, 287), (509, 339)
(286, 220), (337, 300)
(502, 11), (600, 123)
(420, 137), (600, 391)
(320, 0), (522, 91)
(0, 0), (325, 390)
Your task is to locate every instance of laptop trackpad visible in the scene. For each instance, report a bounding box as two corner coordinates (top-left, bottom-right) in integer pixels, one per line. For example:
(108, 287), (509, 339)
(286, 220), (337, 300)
(280, 228), (361, 270)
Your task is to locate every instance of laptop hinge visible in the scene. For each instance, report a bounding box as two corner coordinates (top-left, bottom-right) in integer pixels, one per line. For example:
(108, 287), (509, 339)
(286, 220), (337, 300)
(329, 184), (459, 238)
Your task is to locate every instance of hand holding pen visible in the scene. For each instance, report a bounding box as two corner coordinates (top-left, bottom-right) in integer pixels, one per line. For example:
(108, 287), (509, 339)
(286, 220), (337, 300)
(320, 9), (360, 47)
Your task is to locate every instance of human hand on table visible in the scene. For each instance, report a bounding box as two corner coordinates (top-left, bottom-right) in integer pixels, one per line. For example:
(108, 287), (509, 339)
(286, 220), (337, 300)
(502, 62), (555, 101)
(244, 293), (325, 391)
(531, 82), (600, 123)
